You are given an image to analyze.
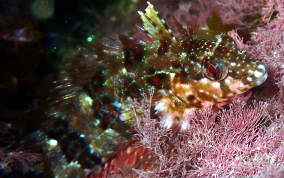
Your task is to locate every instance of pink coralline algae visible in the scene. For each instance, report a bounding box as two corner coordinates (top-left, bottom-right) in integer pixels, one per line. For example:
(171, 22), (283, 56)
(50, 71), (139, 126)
(0, 147), (41, 173)
(131, 93), (273, 177)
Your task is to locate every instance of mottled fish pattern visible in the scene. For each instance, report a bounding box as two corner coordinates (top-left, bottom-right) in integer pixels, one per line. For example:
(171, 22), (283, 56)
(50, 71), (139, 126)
(44, 2), (267, 177)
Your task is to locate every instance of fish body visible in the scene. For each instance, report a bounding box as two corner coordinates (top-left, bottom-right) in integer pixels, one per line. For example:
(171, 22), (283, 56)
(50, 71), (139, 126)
(84, 3), (267, 128)
(45, 2), (267, 177)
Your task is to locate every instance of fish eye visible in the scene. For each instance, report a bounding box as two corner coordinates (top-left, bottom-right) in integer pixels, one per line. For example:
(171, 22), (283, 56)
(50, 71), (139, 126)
(202, 56), (228, 81)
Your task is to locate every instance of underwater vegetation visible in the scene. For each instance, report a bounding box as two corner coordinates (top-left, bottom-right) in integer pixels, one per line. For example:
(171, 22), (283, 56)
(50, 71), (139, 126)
(1, 0), (284, 178)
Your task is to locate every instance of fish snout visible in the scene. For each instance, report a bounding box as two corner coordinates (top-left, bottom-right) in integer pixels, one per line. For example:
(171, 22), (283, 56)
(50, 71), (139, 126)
(241, 62), (267, 86)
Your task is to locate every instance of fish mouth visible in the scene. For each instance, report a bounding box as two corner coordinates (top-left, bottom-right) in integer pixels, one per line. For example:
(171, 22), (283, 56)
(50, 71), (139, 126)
(241, 62), (268, 86)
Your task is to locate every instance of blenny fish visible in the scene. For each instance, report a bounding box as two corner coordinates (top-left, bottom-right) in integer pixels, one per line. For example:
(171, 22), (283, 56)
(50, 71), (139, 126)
(44, 2), (267, 177)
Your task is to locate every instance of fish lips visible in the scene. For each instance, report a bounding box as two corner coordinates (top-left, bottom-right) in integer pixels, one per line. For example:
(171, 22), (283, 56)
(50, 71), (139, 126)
(241, 62), (268, 87)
